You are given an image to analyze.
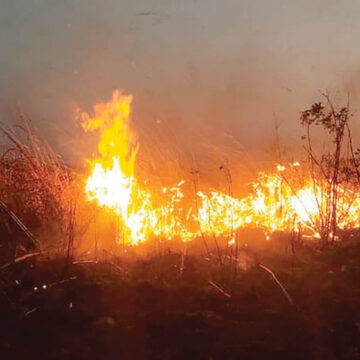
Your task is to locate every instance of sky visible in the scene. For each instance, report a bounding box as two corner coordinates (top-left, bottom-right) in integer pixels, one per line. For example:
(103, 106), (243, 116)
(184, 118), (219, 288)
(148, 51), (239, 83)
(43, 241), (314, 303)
(1, 0), (360, 168)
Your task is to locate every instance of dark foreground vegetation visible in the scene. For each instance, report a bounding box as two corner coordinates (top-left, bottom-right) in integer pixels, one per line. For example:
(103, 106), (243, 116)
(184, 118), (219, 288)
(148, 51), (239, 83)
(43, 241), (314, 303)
(2, 241), (360, 360)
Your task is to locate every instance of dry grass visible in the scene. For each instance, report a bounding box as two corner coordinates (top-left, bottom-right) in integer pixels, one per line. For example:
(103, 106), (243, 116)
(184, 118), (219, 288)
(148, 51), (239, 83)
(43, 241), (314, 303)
(0, 110), (75, 256)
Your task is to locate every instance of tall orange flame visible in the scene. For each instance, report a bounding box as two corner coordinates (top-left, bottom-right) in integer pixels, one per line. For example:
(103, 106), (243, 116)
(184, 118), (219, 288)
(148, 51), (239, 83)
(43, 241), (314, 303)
(81, 90), (155, 243)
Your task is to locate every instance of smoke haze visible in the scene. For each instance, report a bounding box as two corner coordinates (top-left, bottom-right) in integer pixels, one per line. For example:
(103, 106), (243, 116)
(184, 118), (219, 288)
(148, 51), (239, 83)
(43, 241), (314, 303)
(1, 0), (360, 170)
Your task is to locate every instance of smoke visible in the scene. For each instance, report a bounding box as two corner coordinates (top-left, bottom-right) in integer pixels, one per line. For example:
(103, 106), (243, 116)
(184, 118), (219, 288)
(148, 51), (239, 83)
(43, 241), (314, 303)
(1, 0), (360, 174)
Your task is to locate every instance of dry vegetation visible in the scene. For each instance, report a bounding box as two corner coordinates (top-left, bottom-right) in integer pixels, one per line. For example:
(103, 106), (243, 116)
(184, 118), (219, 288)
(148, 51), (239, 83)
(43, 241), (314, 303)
(0, 111), (78, 261)
(1, 97), (360, 359)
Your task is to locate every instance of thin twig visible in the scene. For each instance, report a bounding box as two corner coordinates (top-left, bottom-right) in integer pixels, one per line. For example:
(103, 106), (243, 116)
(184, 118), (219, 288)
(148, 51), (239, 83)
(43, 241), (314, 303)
(108, 261), (129, 276)
(179, 252), (185, 278)
(0, 200), (40, 248)
(0, 252), (42, 271)
(72, 260), (98, 265)
(24, 307), (39, 318)
(258, 263), (294, 306)
(208, 280), (231, 298)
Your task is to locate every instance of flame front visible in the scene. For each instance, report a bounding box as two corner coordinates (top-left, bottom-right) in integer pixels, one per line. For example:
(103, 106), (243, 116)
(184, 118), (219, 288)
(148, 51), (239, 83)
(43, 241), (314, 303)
(82, 90), (360, 246)
(197, 170), (360, 241)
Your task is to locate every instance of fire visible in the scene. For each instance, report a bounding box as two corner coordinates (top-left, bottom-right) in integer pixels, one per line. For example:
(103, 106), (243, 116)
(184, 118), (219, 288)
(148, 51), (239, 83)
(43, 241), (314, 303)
(197, 170), (360, 240)
(196, 173), (320, 238)
(81, 90), (193, 244)
(81, 90), (360, 246)
(81, 90), (154, 243)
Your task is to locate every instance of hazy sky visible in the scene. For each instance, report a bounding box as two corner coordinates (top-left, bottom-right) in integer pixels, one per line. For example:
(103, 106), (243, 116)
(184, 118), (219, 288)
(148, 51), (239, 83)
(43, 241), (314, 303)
(1, 0), (360, 165)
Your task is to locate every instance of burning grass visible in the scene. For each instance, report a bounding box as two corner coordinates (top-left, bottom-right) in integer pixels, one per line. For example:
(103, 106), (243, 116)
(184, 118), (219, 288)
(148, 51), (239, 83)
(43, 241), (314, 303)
(1, 89), (360, 358)
(77, 89), (360, 254)
(1, 89), (360, 260)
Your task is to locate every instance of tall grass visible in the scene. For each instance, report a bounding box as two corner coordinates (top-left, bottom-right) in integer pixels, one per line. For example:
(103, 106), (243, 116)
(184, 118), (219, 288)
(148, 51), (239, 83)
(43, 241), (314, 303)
(0, 110), (75, 256)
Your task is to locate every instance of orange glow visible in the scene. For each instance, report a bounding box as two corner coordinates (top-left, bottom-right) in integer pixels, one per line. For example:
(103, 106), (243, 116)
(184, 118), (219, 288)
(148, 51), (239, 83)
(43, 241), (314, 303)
(81, 90), (193, 244)
(82, 90), (360, 246)
(81, 90), (153, 243)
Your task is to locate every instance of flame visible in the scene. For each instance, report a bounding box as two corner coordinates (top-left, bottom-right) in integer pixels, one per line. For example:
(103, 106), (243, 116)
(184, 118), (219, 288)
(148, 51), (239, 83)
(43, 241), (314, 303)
(82, 90), (360, 246)
(81, 90), (154, 243)
(81, 90), (192, 244)
(196, 168), (360, 240)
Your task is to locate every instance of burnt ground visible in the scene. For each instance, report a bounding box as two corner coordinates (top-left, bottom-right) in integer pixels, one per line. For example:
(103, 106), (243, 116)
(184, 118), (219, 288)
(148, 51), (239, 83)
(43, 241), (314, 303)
(1, 244), (360, 360)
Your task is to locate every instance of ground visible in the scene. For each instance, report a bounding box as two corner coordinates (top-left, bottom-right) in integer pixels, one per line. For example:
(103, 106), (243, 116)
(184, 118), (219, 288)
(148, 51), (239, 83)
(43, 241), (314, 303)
(1, 243), (360, 360)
